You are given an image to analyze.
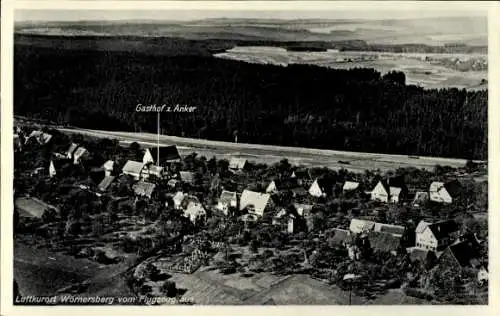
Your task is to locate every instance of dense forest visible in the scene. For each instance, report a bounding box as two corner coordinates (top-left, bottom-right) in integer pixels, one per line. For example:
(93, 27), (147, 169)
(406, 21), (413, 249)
(14, 44), (487, 160)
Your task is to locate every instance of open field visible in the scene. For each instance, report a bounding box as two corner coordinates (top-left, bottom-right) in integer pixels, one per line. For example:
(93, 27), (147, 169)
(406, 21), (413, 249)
(215, 46), (487, 90)
(57, 127), (482, 173)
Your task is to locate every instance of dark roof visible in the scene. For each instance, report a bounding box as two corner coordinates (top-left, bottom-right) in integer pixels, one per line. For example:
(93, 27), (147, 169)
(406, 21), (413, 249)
(388, 175), (406, 188)
(316, 177), (335, 194)
(368, 232), (402, 253)
(329, 228), (351, 246)
(273, 178), (300, 190)
(428, 220), (460, 240)
(377, 224), (406, 236)
(444, 180), (463, 198)
(291, 187), (308, 196)
(408, 248), (436, 262)
(447, 241), (480, 268)
(149, 146), (181, 163)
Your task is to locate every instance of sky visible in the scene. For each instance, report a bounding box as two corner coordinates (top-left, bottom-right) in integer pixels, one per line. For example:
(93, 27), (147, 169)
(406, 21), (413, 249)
(15, 8), (488, 22)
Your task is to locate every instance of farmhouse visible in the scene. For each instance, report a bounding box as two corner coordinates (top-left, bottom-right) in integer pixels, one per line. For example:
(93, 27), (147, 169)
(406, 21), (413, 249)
(144, 164), (165, 179)
(65, 143), (79, 159)
(373, 223), (406, 237)
(239, 190), (273, 217)
(98, 176), (116, 192)
(439, 240), (481, 269)
(266, 178), (300, 194)
(349, 218), (375, 234)
(272, 209), (303, 234)
(412, 191), (429, 207)
(72, 146), (89, 164)
(15, 197), (59, 219)
(122, 160), (146, 180)
(342, 181), (360, 192)
(367, 231), (402, 255)
(102, 160), (115, 176)
(328, 228), (351, 247)
(184, 201), (206, 223)
(180, 171), (195, 185)
(143, 146), (181, 165)
(26, 130), (52, 145)
(173, 192), (186, 209)
(216, 190), (238, 215)
(371, 176), (407, 203)
(429, 180), (462, 204)
(415, 219), (460, 251)
(229, 157), (247, 171)
(308, 178), (334, 197)
(132, 181), (157, 199)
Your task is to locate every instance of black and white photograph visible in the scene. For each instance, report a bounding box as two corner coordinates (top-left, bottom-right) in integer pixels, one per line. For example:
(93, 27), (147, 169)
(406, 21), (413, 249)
(2, 0), (494, 309)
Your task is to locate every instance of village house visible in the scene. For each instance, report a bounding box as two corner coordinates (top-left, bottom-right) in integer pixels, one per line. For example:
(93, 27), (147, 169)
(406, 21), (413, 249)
(180, 171), (195, 185)
(229, 157), (247, 171)
(98, 175), (116, 192)
(415, 219), (460, 251)
(412, 191), (429, 207)
(122, 160), (147, 180)
(216, 190), (238, 215)
(265, 178), (300, 194)
(72, 146), (89, 164)
(173, 192), (186, 210)
(370, 176), (407, 203)
(406, 247), (438, 268)
(328, 228), (351, 247)
(438, 240), (482, 270)
(308, 178), (334, 198)
(349, 218), (375, 234)
(184, 201), (206, 224)
(103, 160), (115, 177)
(49, 160), (57, 178)
(26, 130), (53, 145)
(272, 207), (305, 234)
(132, 181), (157, 199)
(367, 231), (402, 255)
(373, 223), (406, 237)
(342, 181), (360, 193)
(429, 180), (462, 204)
(143, 145), (181, 165)
(239, 190), (273, 217)
(143, 163), (165, 179)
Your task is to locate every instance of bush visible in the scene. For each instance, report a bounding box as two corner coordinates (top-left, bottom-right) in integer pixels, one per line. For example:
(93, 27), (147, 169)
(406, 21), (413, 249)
(403, 288), (433, 301)
(161, 281), (177, 297)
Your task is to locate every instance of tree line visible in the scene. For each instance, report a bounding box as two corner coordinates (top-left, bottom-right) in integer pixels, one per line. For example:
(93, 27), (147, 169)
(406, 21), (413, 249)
(14, 45), (487, 159)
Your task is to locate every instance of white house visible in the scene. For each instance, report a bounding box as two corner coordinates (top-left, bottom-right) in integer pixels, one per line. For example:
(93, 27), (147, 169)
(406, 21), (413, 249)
(265, 178), (300, 194)
(478, 267), (488, 284)
(429, 180), (462, 204)
(26, 130), (52, 145)
(49, 160), (57, 178)
(143, 146), (181, 165)
(413, 191), (429, 207)
(72, 147), (89, 164)
(308, 178), (333, 198)
(415, 219), (460, 251)
(103, 160), (114, 177)
(184, 202), (206, 223)
(229, 157), (247, 171)
(239, 190), (273, 217)
(349, 218), (375, 234)
(216, 190), (238, 215)
(173, 192), (186, 210)
(342, 181), (360, 192)
(122, 160), (146, 180)
(371, 178), (406, 203)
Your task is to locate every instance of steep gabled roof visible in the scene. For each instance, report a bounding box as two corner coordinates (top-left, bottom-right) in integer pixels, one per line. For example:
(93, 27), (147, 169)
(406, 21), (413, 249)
(122, 160), (145, 175)
(293, 203), (314, 217)
(428, 220), (460, 240)
(229, 157), (247, 170)
(446, 241), (480, 268)
(271, 178), (300, 190)
(415, 220), (432, 234)
(66, 143), (79, 156)
(443, 180), (463, 198)
(219, 190), (237, 205)
(27, 130), (53, 144)
(132, 181), (157, 197)
(239, 190), (272, 216)
(368, 231), (402, 253)
(343, 181), (360, 191)
(103, 160), (114, 170)
(148, 145), (181, 163)
(374, 223), (405, 236)
(349, 218), (375, 234)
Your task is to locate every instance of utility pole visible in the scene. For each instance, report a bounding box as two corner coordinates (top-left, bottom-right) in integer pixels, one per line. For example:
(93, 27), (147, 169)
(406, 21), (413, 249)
(157, 111), (160, 167)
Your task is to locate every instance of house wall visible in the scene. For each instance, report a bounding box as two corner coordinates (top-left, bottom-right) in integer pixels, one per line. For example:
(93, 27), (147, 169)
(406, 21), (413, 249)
(415, 227), (438, 251)
(308, 180), (323, 197)
(430, 188), (453, 204)
(143, 149), (155, 164)
(371, 182), (389, 202)
(266, 181), (277, 193)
